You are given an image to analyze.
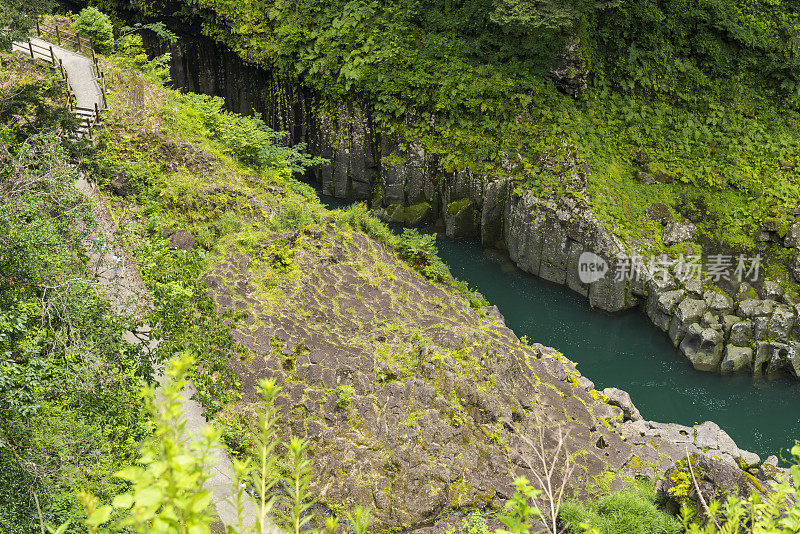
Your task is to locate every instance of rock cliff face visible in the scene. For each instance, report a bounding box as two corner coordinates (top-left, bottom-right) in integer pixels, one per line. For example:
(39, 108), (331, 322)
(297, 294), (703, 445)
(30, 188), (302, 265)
(155, 34), (800, 381)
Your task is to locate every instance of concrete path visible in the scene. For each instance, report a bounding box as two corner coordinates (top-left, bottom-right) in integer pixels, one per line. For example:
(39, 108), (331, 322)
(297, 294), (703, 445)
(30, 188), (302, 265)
(76, 176), (268, 531)
(12, 37), (103, 110)
(13, 33), (279, 530)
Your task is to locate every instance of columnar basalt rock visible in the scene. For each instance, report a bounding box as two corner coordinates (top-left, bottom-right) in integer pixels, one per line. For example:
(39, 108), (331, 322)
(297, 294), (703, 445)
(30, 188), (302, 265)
(160, 33), (800, 381)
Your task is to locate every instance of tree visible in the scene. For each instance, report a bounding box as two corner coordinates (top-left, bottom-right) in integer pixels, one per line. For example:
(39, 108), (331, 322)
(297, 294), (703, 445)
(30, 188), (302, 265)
(490, 0), (619, 34)
(0, 0), (54, 50)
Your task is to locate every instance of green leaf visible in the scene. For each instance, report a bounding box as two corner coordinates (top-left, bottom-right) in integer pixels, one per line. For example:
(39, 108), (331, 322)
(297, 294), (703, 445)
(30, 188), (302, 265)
(86, 505), (112, 526)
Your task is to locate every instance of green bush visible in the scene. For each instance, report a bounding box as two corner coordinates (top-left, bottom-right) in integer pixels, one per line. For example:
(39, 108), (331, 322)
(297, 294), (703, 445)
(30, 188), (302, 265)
(559, 480), (682, 534)
(72, 7), (114, 53)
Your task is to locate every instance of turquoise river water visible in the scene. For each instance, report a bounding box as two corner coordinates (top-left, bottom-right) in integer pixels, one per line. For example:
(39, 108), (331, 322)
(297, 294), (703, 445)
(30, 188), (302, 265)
(319, 195), (800, 461)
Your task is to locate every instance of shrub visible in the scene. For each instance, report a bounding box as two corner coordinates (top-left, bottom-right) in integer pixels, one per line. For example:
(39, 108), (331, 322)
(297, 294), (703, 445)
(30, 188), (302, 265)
(72, 7), (114, 53)
(334, 385), (355, 409)
(397, 228), (450, 282)
(559, 480), (682, 534)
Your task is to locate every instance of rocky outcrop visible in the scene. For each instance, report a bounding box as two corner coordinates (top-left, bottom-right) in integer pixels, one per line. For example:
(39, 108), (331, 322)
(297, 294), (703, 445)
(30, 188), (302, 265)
(156, 32), (800, 382)
(162, 227), (196, 251)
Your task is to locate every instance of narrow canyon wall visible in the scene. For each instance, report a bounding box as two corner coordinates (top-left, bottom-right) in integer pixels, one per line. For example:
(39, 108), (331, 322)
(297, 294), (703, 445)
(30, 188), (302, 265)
(156, 35), (800, 380)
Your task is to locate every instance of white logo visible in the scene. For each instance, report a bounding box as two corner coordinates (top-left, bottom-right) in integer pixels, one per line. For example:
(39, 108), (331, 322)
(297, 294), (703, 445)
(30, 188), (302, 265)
(578, 252), (609, 284)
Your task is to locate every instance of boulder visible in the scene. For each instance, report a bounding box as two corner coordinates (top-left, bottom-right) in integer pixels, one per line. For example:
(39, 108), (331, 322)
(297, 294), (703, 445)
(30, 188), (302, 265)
(680, 323), (724, 371)
(663, 221), (698, 246)
(659, 453), (752, 513)
(729, 321), (754, 346)
(635, 170), (656, 185)
(784, 222), (800, 248)
(163, 228), (196, 251)
(754, 341), (798, 376)
(647, 289), (685, 332)
(110, 172), (134, 197)
(668, 298), (706, 346)
(767, 305), (795, 341)
(792, 254), (800, 283)
(761, 280), (785, 301)
(703, 290), (734, 315)
(445, 199), (478, 238)
(385, 202), (433, 226)
(645, 203), (673, 225)
(655, 171), (674, 184)
(738, 299), (776, 318)
(693, 421), (739, 459)
(601, 387), (643, 422)
(738, 450), (761, 469)
(720, 345), (753, 374)
(735, 282), (758, 302)
(633, 151), (652, 167)
(683, 279), (704, 299)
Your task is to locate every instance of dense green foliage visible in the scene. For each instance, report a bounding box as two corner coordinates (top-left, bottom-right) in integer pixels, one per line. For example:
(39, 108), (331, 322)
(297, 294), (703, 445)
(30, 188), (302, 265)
(0, 60), (150, 531)
(135, 0), (800, 285)
(73, 7), (115, 53)
(559, 480), (682, 534)
(0, 0), (54, 49)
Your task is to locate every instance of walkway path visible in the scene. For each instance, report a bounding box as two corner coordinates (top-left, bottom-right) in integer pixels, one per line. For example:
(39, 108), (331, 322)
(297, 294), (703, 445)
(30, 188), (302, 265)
(11, 32), (274, 530)
(76, 176), (268, 532)
(12, 36), (104, 135)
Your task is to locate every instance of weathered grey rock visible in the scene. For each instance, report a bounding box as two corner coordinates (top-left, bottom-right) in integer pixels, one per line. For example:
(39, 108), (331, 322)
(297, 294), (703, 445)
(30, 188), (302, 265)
(538, 214), (569, 285)
(720, 345), (753, 374)
(601, 388), (642, 422)
(662, 221), (697, 246)
(754, 316), (771, 341)
(163, 228), (195, 251)
(445, 200), (478, 239)
(761, 280), (785, 301)
(738, 449), (761, 469)
(635, 170), (656, 184)
(645, 422), (694, 444)
(669, 298), (707, 346)
(565, 240), (590, 297)
(729, 321), (754, 346)
(680, 323), (724, 371)
(547, 36), (587, 96)
(633, 151), (652, 167)
(768, 305), (796, 341)
(755, 341), (796, 375)
(694, 421), (739, 459)
(793, 304), (800, 339)
(481, 179), (507, 247)
(110, 172), (134, 197)
(738, 299), (776, 318)
(784, 222), (800, 248)
(735, 282), (758, 302)
(704, 290), (734, 314)
(647, 289), (685, 332)
(722, 315), (740, 336)
(787, 341), (800, 378)
(792, 254), (800, 283)
(702, 312), (722, 330)
(683, 279), (704, 299)
(655, 171), (674, 184)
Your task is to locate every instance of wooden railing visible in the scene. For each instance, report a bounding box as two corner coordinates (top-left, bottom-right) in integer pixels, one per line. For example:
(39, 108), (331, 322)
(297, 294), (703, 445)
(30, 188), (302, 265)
(10, 20), (108, 139)
(34, 17), (93, 55)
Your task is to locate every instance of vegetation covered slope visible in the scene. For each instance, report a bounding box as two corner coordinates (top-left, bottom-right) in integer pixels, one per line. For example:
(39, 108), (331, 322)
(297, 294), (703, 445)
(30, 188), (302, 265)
(2, 14), (800, 533)
(0, 52), (150, 532)
(103, 0), (800, 286)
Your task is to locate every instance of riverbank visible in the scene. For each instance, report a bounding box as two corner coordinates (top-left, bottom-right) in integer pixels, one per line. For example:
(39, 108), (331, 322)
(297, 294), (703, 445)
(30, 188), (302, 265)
(322, 193), (800, 464)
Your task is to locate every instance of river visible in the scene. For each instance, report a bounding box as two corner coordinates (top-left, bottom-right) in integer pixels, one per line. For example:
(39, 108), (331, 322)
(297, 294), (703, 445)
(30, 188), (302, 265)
(321, 194), (800, 462)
